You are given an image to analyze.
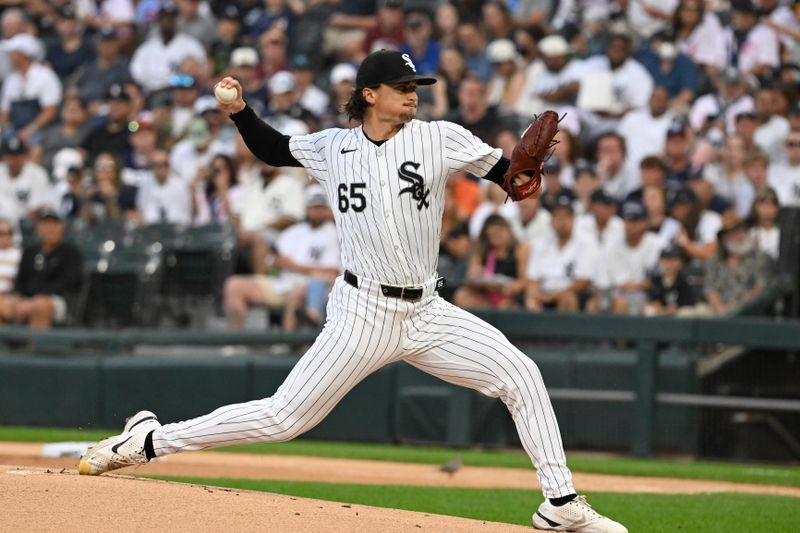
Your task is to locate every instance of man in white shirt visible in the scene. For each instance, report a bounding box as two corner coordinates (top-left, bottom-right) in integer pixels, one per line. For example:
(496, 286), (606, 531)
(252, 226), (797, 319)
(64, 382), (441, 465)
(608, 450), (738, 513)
(580, 30), (654, 135)
(0, 218), (21, 294)
(136, 150), (191, 225)
(290, 53), (329, 119)
(0, 33), (62, 145)
(129, 3), (207, 93)
(689, 67), (754, 135)
(727, 0), (780, 76)
(617, 86), (674, 169)
(0, 136), (50, 223)
(224, 186), (341, 331)
(169, 117), (234, 184)
(768, 129), (800, 207)
(518, 194), (552, 247)
(526, 194), (599, 311)
(594, 132), (639, 200)
(599, 201), (664, 315)
(517, 34), (583, 118)
(233, 162), (305, 274)
(753, 86), (790, 162)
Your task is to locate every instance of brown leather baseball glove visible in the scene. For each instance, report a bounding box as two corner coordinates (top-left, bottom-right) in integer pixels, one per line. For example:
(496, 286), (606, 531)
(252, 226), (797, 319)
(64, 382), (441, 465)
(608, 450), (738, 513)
(502, 110), (561, 201)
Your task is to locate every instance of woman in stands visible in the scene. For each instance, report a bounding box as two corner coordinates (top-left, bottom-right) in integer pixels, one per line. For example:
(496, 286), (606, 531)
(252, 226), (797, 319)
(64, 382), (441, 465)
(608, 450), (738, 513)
(192, 154), (240, 225)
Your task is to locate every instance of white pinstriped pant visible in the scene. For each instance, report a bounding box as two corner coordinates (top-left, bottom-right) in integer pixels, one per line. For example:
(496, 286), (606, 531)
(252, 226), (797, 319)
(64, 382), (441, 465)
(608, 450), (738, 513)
(152, 275), (576, 498)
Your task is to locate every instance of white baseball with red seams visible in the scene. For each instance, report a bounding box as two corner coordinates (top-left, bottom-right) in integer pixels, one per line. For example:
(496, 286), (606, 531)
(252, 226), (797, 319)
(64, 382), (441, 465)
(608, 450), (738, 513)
(213, 83), (237, 104)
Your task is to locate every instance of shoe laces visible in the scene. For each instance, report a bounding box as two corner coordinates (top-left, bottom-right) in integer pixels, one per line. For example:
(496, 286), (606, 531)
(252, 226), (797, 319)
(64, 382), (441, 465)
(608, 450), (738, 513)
(570, 495), (602, 519)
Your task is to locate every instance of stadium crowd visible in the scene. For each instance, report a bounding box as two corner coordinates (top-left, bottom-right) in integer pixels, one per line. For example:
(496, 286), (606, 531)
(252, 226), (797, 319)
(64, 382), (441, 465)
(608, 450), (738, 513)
(0, 0), (797, 330)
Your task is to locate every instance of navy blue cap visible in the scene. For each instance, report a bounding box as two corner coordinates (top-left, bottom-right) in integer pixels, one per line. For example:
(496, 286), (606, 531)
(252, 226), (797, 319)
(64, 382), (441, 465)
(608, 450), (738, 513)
(543, 155), (562, 174)
(590, 188), (615, 205)
(668, 187), (696, 208)
(98, 26), (116, 40)
(731, 0), (758, 13)
(1, 135), (27, 155)
(107, 83), (131, 101)
(551, 192), (574, 213)
(38, 206), (64, 221)
(221, 4), (240, 20)
(290, 53), (311, 70)
(660, 244), (684, 259)
(620, 200), (647, 221)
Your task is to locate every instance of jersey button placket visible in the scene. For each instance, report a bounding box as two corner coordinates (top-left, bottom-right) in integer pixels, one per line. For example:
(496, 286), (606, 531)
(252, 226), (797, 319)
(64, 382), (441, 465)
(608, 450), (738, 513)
(376, 145), (413, 282)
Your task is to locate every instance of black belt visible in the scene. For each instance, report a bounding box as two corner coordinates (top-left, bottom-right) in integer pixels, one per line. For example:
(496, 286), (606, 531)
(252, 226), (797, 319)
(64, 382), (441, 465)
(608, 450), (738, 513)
(344, 270), (444, 302)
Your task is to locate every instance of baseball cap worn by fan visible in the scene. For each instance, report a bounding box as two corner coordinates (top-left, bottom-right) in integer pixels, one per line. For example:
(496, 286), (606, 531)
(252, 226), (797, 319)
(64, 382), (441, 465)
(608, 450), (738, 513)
(305, 185), (328, 207)
(1, 33), (41, 58)
(38, 207), (64, 222)
(590, 188), (616, 206)
(331, 63), (357, 85)
(620, 200), (647, 221)
(551, 193), (574, 213)
(1, 135), (28, 156)
(356, 50), (437, 89)
(269, 71), (296, 94)
(231, 47), (259, 68)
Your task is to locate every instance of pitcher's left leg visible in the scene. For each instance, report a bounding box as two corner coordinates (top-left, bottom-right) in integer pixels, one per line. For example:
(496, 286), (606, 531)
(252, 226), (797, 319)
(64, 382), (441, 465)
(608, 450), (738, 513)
(403, 297), (574, 498)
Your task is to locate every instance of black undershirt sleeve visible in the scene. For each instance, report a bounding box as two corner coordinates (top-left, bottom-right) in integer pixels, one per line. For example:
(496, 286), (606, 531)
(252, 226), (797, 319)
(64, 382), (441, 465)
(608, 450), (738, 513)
(481, 156), (510, 186)
(229, 105), (303, 167)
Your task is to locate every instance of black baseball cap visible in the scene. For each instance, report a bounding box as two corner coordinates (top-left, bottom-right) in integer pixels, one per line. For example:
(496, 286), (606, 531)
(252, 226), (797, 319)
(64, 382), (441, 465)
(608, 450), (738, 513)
(620, 200), (647, 221)
(1, 135), (27, 155)
(590, 188), (616, 205)
(660, 244), (684, 260)
(356, 49), (437, 89)
(38, 207), (64, 221)
(551, 193), (574, 213)
(668, 187), (696, 208)
(107, 83), (131, 101)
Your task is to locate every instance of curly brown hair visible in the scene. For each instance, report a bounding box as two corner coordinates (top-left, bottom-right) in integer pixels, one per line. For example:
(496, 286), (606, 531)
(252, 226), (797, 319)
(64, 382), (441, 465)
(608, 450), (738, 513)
(340, 87), (370, 122)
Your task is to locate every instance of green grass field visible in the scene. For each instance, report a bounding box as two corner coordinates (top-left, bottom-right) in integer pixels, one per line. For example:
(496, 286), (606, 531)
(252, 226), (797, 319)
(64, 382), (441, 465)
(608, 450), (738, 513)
(152, 477), (800, 533)
(2, 426), (799, 488)
(3, 426), (799, 531)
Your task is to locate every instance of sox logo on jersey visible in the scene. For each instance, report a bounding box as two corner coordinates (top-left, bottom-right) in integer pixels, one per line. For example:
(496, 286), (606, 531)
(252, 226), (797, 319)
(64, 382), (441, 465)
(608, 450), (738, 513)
(398, 161), (430, 210)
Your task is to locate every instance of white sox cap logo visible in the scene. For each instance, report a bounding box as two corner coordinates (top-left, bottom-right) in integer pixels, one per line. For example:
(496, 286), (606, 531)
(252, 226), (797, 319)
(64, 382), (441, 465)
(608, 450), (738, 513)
(401, 53), (416, 72)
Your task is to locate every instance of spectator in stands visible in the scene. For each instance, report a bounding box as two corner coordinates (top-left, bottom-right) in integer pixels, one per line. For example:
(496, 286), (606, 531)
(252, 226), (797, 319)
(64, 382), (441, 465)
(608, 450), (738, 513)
(704, 219), (771, 315)
(482, 0), (514, 41)
(137, 149), (190, 225)
(175, 0), (216, 48)
(626, 0), (678, 41)
(228, 47), (269, 118)
(438, 181), (472, 297)
(644, 244), (697, 316)
(168, 72), (202, 140)
(594, 132), (636, 200)
(703, 134), (754, 218)
(0, 33), (62, 145)
(363, 0), (405, 54)
(246, 0), (295, 42)
(193, 154), (240, 225)
(637, 41), (697, 111)
(123, 111), (161, 186)
(456, 20), (491, 81)
(673, 0), (728, 74)
(469, 182), (522, 241)
(727, 0), (779, 77)
(572, 164), (600, 216)
(749, 187), (781, 262)
(431, 46), (467, 119)
(447, 75), (516, 145)
(55, 157), (87, 220)
(577, 188), (625, 252)
(322, 63), (358, 130)
(670, 186), (721, 261)
(768, 129), (800, 207)
(223, 185), (339, 331)
(257, 26), (289, 81)
(643, 185), (682, 246)
(210, 4), (243, 76)
(518, 193), (552, 244)
(551, 127), (578, 188)
(129, 2), (206, 93)
(0, 136), (49, 223)
(595, 201), (664, 315)
(290, 53), (328, 119)
(83, 152), (139, 223)
(485, 39), (523, 113)
(580, 29), (654, 132)
(264, 71), (310, 136)
(626, 156), (670, 204)
(434, 2), (460, 48)
(0, 208), (82, 329)
(455, 214), (529, 310)
(517, 34), (581, 118)
(0, 9), (40, 86)
(74, 26), (133, 109)
(526, 194), (599, 312)
(539, 156), (575, 213)
(745, 150), (771, 195)
(664, 121), (694, 186)
(399, 8), (439, 77)
(690, 67), (754, 136)
(617, 86), (674, 170)
(234, 161), (304, 274)
(170, 116), (234, 185)
(34, 93), (92, 173)
(753, 86), (790, 162)
(0, 219), (21, 297)
(46, 5), (95, 81)
(82, 84), (133, 165)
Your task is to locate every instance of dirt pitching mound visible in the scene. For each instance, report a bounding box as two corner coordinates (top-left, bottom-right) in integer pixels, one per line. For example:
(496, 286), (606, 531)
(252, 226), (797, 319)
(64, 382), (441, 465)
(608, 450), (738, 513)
(0, 465), (538, 533)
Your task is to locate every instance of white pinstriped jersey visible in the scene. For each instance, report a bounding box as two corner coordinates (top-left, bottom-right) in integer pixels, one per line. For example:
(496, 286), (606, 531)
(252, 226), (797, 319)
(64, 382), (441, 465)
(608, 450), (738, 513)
(289, 120), (502, 286)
